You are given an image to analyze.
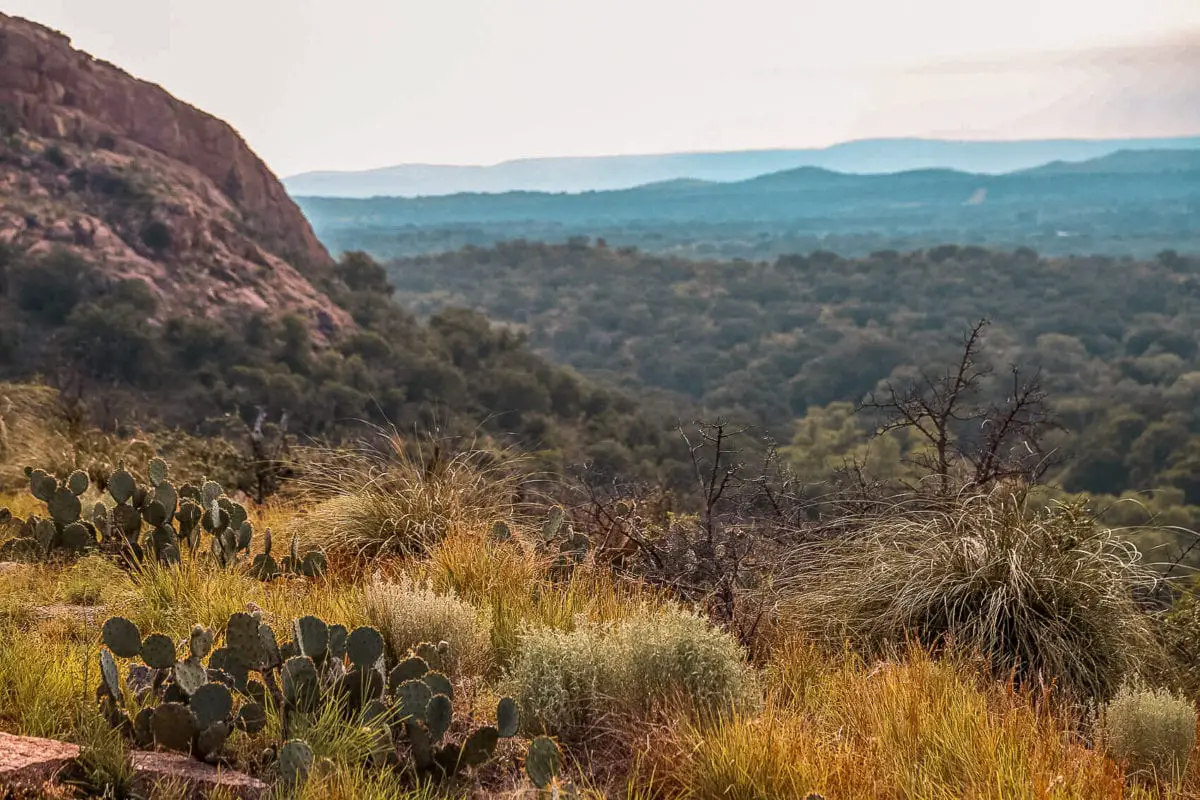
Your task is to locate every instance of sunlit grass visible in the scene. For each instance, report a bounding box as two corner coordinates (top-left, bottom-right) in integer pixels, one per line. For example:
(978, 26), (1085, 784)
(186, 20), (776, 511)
(640, 644), (1131, 800)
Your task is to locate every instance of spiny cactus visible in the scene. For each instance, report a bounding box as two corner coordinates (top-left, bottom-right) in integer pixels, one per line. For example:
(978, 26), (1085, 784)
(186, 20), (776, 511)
(535, 506), (591, 578)
(97, 614), (266, 763)
(0, 466), (97, 561)
(250, 529), (327, 582)
(526, 735), (563, 790)
(97, 609), (533, 788)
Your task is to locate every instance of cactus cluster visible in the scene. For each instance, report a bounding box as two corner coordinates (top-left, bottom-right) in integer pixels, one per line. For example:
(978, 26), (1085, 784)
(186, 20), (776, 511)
(248, 527), (327, 581)
(97, 615), (266, 763)
(0, 455), (326, 578)
(96, 609), (555, 789)
(0, 466), (97, 561)
(537, 506), (590, 577)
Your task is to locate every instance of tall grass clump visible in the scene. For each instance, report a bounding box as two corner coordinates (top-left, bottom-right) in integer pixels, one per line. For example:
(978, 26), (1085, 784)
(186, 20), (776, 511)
(508, 605), (758, 737)
(1100, 678), (1197, 784)
(365, 576), (493, 676)
(290, 432), (528, 560)
(779, 494), (1162, 700)
(641, 645), (1127, 800)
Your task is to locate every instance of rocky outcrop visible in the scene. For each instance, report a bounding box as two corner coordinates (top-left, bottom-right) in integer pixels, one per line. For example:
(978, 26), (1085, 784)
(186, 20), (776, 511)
(0, 731), (269, 799)
(0, 12), (352, 337)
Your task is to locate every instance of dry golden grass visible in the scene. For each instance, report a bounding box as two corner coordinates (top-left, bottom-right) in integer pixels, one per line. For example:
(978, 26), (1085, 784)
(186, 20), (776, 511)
(5, 422), (1200, 799)
(641, 643), (1135, 800)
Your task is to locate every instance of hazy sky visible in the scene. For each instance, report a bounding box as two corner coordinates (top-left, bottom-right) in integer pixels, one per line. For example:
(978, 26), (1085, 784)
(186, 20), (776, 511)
(6, 0), (1200, 176)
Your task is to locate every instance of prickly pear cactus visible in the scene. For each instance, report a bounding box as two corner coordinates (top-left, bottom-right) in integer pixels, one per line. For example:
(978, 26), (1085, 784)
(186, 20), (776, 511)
(526, 736), (562, 789)
(279, 739), (314, 787)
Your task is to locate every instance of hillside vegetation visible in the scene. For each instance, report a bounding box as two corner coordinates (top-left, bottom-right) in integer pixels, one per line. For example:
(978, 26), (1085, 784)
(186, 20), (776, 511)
(384, 241), (1200, 551)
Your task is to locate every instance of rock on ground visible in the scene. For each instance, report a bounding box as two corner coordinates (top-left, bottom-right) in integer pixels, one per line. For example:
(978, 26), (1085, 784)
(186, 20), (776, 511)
(0, 731), (268, 799)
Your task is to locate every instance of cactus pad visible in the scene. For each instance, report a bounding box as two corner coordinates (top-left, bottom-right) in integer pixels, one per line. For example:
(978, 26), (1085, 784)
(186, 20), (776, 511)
(133, 707), (155, 748)
(108, 470), (135, 505)
(426, 694), (452, 742)
(174, 656), (208, 696)
(423, 671), (453, 701)
(148, 457), (168, 486)
(112, 503), (141, 539)
(60, 522), (93, 552)
(249, 553), (281, 581)
(497, 697), (519, 738)
(346, 626), (384, 669)
(334, 668), (385, 719)
(236, 701), (268, 734)
(190, 682), (233, 729)
(396, 679), (432, 722)
(140, 633), (177, 670)
(142, 500), (168, 527)
(102, 617), (142, 658)
(29, 469), (57, 502)
(388, 657), (428, 693)
(258, 623), (282, 669)
(279, 739), (314, 787)
(195, 720), (231, 761)
(295, 616), (329, 661)
(460, 725), (500, 769)
(328, 624), (348, 660)
(49, 486), (81, 524)
(66, 470), (89, 497)
(491, 521), (512, 541)
(414, 642), (443, 672)
(189, 625), (213, 660)
(225, 612), (265, 669)
(151, 702), (197, 754)
(405, 720), (434, 771)
(99, 648), (122, 701)
(300, 550), (328, 578)
(525, 736), (561, 789)
(282, 656), (321, 714)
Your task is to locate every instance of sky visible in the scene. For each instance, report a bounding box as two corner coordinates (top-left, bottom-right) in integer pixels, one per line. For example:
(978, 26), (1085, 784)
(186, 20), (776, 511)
(5, 0), (1200, 176)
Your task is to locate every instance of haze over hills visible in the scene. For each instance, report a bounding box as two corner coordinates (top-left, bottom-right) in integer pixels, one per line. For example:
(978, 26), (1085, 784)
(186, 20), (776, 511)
(296, 147), (1200, 261)
(283, 136), (1200, 198)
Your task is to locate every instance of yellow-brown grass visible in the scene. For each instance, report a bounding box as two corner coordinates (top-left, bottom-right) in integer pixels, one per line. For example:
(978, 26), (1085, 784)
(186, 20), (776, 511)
(641, 643), (1132, 799)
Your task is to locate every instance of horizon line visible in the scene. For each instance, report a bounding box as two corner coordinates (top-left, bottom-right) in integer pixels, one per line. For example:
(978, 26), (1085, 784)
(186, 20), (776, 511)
(283, 133), (1200, 179)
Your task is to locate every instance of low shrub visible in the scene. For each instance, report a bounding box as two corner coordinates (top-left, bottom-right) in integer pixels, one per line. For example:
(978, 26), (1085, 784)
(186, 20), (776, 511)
(507, 605), (758, 737)
(364, 577), (493, 677)
(778, 495), (1163, 700)
(1101, 679), (1196, 783)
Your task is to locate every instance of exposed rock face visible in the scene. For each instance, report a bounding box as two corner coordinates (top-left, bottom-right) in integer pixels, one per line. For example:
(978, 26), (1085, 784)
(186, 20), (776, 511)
(0, 12), (351, 337)
(0, 731), (79, 788)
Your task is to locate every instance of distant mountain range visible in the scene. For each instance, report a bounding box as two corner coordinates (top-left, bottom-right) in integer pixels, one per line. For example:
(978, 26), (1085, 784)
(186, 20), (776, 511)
(295, 147), (1200, 261)
(284, 136), (1200, 198)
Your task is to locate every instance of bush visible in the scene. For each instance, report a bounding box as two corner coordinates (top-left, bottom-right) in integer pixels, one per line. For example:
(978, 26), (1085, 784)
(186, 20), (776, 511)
(139, 220), (172, 253)
(778, 495), (1163, 700)
(364, 577), (493, 677)
(291, 433), (523, 560)
(1101, 679), (1196, 782)
(507, 605), (758, 737)
(13, 248), (88, 324)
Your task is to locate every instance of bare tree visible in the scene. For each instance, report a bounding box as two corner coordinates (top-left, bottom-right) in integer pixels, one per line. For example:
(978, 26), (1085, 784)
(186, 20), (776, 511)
(860, 319), (1059, 496)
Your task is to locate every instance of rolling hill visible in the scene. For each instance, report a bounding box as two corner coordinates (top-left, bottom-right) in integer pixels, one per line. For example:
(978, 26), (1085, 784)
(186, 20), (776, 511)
(295, 148), (1200, 260)
(283, 136), (1200, 198)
